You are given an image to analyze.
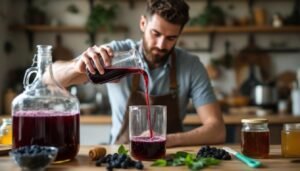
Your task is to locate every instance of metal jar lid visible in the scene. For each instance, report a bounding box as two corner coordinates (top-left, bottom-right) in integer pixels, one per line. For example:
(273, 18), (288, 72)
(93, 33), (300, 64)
(283, 123), (300, 131)
(241, 118), (268, 124)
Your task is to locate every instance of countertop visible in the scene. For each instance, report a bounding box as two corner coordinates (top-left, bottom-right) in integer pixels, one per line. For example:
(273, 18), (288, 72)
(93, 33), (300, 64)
(0, 145), (299, 170)
(1, 113), (300, 125)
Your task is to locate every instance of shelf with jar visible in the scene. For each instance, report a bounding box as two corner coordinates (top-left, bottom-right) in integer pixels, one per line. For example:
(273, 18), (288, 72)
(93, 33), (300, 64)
(178, 0), (300, 52)
(11, 0), (129, 51)
(182, 25), (300, 34)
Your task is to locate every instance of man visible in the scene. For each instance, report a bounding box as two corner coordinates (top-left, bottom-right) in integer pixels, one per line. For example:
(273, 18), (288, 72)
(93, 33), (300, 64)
(50, 0), (225, 147)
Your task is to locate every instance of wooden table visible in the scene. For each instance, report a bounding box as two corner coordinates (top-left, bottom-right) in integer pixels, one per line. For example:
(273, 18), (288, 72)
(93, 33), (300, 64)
(0, 145), (299, 170)
(2, 114), (300, 125)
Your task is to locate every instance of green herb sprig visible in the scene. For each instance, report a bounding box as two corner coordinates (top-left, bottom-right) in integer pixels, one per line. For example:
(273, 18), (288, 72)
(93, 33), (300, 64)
(152, 151), (220, 170)
(117, 144), (129, 155)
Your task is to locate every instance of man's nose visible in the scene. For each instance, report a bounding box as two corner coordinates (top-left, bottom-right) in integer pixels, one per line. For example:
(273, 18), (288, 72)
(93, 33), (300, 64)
(156, 37), (166, 49)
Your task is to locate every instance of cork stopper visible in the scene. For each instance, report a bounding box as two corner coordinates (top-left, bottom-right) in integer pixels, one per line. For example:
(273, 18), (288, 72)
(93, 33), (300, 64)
(88, 147), (107, 161)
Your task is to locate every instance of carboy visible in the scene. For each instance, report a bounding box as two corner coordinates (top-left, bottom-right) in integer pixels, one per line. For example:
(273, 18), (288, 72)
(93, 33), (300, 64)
(12, 45), (80, 163)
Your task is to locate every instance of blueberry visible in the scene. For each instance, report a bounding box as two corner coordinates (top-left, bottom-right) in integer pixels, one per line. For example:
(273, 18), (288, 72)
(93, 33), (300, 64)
(118, 154), (127, 162)
(110, 161), (116, 167)
(114, 162), (121, 168)
(222, 153), (230, 160)
(129, 160), (136, 167)
(121, 161), (128, 169)
(106, 154), (112, 162)
(135, 161), (144, 170)
(112, 153), (118, 160)
(203, 145), (210, 150)
(106, 164), (113, 171)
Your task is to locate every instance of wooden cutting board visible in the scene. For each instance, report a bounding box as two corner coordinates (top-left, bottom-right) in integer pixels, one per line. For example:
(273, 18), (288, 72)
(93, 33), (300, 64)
(0, 144), (11, 156)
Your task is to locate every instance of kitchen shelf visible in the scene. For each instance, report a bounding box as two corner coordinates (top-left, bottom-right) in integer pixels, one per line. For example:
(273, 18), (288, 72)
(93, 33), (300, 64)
(182, 25), (300, 52)
(183, 25), (300, 34)
(10, 24), (129, 33)
(10, 24), (129, 50)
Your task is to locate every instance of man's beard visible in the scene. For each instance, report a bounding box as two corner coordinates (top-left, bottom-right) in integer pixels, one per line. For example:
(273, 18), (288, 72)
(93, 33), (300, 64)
(142, 38), (174, 66)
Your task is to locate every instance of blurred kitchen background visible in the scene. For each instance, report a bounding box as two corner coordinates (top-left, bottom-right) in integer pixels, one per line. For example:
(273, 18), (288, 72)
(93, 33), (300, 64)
(0, 0), (300, 144)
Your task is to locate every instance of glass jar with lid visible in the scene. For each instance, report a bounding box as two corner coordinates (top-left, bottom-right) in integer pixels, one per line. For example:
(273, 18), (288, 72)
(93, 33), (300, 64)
(281, 123), (300, 157)
(241, 118), (269, 158)
(12, 45), (80, 163)
(0, 118), (12, 145)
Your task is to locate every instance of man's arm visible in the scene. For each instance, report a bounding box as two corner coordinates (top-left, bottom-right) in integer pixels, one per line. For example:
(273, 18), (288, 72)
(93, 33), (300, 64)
(48, 59), (88, 87)
(44, 45), (114, 88)
(166, 102), (225, 147)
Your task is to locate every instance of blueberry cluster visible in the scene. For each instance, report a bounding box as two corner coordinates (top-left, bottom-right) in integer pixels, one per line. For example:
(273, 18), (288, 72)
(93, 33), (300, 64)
(197, 145), (231, 160)
(10, 145), (58, 170)
(95, 153), (144, 171)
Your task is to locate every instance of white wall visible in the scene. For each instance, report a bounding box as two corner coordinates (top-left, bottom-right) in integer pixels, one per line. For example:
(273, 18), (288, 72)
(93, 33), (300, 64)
(2, 0), (300, 104)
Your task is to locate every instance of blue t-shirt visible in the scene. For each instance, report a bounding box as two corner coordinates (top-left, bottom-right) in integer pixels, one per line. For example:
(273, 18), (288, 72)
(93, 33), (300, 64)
(105, 39), (216, 144)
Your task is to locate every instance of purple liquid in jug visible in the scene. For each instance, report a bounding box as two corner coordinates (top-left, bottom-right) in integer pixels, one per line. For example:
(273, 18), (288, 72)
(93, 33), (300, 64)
(13, 111), (80, 161)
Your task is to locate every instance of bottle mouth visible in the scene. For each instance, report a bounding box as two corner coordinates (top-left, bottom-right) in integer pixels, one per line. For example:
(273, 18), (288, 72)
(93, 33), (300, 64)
(37, 45), (52, 54)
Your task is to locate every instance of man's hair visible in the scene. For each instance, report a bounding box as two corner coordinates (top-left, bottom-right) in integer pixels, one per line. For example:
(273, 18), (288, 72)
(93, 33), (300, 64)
(146, 0), (190, 27)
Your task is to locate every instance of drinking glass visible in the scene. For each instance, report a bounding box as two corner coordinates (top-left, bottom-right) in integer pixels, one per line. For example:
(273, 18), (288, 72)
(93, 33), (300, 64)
(129, 105), (166, 160)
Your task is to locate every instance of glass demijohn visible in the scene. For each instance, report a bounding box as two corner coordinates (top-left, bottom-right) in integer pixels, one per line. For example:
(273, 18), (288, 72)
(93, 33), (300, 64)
(11, 45), (80, 163)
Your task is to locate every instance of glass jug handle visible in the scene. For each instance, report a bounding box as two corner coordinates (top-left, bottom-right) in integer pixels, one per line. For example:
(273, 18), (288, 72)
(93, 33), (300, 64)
(23, 67), (38, 90)
(23, 54), (39, 89)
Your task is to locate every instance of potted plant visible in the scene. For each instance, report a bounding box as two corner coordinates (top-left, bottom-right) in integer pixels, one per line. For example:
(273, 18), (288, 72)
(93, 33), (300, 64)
(86, 3), (118, 33)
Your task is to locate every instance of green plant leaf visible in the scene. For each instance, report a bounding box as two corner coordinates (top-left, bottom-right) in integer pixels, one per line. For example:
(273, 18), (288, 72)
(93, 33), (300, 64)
(151, 152), (220, 170)
(189, 160), (205, 170)
(151, 159), (167, 166)
(175, 151), (188, 158)
(117, 145), (128, 155)
(86, 3), (118, 33)
(200, 157), (220, 165)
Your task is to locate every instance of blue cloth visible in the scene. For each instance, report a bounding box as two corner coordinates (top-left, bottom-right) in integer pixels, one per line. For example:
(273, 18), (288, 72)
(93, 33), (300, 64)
(104, 39), (216, 144)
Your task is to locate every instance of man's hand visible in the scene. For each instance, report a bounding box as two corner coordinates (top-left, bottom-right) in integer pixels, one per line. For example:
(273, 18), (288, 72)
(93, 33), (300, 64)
(47, 45), (116, 88)
(75, 45), (114, 75)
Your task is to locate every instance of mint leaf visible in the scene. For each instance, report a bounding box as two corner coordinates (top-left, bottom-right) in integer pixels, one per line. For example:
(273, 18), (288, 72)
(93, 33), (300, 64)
(151, 152), (220, 170)
(201, 157), (220, 165)
(171, 158), (185, 166)
(117, 145), (128, 155)
(151, 159), (167, 166)
(175, 151), (188, 158)
(184, 153), (195, 166)
(189, 160), (205, 170)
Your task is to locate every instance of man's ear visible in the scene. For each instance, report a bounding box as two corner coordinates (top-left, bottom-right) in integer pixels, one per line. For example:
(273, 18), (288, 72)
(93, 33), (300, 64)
(140, 15), (147, 32)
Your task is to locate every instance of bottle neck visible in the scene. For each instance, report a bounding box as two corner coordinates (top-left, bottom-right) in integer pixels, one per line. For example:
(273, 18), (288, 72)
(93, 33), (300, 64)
(36, 46), (52, 79)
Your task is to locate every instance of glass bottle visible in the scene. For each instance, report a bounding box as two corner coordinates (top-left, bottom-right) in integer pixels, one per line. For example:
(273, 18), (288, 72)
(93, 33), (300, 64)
(12, 45), (80, 163)
(241, 118), (269, 158)
(86, 48), (145, 84)
(281, 123), (300, 157)
(0, 118), (12, 145)
(240, 64), (261, 105)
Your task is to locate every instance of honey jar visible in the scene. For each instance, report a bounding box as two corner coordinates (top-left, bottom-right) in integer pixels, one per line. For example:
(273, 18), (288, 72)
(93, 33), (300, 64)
(0, 118), (12, 145)
(241, 118), (269, 158)
(281, 123), (300, 157)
